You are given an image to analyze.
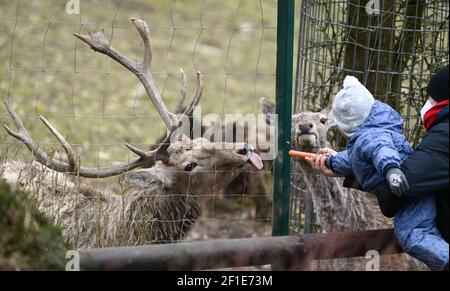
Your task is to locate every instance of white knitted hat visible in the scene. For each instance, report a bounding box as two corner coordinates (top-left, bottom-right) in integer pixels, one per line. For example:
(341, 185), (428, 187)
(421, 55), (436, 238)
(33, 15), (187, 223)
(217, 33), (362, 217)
(330, 76), (375, 136)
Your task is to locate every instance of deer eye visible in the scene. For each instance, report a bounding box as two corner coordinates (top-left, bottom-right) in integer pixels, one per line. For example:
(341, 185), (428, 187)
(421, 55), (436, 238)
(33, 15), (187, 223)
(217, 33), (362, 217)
(184, 163), (198, 172)
(319, 118), (328, 125)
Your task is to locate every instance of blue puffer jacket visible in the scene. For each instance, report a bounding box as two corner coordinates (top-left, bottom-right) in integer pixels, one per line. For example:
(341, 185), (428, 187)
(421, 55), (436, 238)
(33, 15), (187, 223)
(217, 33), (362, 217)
(329, 101), (413, 191)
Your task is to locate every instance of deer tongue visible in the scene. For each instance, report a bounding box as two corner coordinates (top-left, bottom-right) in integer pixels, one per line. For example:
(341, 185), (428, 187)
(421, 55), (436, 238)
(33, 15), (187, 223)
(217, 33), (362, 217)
(248, 152), (264, 170)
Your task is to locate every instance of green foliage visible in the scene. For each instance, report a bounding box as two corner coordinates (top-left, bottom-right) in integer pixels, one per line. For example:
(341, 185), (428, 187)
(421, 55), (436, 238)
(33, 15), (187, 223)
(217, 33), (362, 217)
(0, 180), (68, 270)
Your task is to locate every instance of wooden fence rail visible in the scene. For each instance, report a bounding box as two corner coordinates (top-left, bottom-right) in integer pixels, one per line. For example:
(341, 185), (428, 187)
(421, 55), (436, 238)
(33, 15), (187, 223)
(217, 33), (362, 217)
(79, 229), (402, 271)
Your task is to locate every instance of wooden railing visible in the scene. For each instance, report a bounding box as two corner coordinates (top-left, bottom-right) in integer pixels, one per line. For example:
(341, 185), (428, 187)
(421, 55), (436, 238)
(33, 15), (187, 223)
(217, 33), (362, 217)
(79, 229), (402, 271)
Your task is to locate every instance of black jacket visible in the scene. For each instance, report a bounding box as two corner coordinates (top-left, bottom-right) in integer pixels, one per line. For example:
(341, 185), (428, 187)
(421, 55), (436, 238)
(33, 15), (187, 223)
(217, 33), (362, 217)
(375, 106), (449, 242)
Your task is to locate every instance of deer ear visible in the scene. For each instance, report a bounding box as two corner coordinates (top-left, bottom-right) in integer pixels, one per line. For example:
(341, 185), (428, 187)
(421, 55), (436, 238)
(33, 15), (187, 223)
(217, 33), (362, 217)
(123, 165), (175, 189)
(320, 103), (332, 116)
(322, 104), (336, 129)
(260, 97), (275, 126)
(318, 103), (336, 129)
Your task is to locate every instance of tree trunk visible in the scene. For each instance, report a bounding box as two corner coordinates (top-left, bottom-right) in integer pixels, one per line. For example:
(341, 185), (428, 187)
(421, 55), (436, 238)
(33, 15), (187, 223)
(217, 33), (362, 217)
(344, 0), (425, 110)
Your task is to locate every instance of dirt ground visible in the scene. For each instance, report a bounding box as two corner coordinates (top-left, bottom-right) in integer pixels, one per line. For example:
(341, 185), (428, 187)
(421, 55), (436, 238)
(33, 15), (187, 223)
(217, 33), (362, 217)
(186, 205), (272, 242)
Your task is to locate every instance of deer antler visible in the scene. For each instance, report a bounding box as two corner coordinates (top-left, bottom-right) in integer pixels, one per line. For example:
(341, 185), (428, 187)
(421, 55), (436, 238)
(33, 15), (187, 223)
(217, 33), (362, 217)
(3, 18), (203, 178)
(73, 18), (203, 128)
(3, 101), (171, 178)
(173, 69), (203, 117)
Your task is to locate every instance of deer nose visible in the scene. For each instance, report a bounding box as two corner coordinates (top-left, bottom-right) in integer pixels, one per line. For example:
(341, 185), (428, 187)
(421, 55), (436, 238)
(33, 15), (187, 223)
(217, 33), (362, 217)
(236, 144), (253, 156)
(299, 123), (314, 134)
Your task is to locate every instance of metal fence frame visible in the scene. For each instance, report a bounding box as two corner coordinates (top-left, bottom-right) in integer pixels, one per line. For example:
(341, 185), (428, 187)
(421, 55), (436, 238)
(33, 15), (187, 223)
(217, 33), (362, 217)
(272, 0), (295, 237)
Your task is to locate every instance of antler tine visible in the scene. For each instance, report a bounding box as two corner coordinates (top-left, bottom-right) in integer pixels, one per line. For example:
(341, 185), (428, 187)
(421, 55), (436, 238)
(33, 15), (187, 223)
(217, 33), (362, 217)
(126, 131), (172, 163)
(183, 71), (204, 117)
(74, 18), (173, 130)
(131, 18), (152, 70)
(3, 101), (50, 164)
(38, 115), (77, 169)
(174, 69), (188, 114)
(124, 143), (148, 158)
(3, 102), (167, 178)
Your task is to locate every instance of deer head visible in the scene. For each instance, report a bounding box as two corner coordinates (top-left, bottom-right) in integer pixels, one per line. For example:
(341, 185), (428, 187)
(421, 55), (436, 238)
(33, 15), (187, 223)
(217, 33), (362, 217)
(3, 18), (263, 196)
(125, 138), (261, 197)
(260, 98), (334, 153)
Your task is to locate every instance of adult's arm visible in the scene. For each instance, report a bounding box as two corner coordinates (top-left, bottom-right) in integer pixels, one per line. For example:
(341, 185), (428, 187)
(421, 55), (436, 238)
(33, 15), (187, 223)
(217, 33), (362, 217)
(401, 123), (449, 198)
(375, 122), (449, 218)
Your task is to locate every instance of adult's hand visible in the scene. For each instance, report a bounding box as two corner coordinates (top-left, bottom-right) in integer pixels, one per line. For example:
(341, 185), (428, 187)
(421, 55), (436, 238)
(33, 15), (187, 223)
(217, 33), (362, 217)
(306, 148), (341, 177)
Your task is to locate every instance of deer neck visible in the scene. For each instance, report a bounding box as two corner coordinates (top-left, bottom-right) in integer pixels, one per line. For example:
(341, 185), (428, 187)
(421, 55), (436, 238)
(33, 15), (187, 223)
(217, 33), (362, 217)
(120, 187), (203, 244)
(293, 155), (379, 232)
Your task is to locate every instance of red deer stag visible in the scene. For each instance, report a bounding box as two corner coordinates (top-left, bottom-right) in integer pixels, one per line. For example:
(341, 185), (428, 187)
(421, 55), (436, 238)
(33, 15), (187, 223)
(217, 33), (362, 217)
(1, 18), (263, 249)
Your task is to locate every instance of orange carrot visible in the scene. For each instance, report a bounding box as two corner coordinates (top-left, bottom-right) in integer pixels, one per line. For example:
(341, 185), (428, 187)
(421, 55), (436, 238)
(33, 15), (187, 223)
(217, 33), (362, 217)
(288, 150), (317, 159)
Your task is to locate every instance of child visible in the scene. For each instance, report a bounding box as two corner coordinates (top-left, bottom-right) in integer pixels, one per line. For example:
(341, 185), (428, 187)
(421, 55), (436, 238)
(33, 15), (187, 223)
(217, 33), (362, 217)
(323, 75), (449, 271)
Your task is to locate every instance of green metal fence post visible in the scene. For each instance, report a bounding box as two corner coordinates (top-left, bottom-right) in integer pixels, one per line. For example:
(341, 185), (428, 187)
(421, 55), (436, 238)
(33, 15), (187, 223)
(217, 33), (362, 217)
(272, 0), (294, 237)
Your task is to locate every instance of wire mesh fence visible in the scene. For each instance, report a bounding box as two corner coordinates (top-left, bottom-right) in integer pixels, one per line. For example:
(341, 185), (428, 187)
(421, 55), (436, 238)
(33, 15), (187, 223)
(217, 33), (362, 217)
(1, 0), (448, 271)
(290, 0), (449, 235)
(0, 0), (296, 251)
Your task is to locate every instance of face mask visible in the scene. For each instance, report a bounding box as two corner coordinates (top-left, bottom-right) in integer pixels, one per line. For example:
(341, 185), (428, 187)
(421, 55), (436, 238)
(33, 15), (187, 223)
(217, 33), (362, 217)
(420, 99), (437, 121)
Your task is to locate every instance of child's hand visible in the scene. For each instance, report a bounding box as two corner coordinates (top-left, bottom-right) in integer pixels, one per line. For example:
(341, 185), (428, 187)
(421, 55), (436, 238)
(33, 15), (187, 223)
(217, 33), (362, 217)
(318, 148), (337, 156)
(306, 148), (341, 177)
(385, 168), (409, 196)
